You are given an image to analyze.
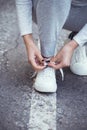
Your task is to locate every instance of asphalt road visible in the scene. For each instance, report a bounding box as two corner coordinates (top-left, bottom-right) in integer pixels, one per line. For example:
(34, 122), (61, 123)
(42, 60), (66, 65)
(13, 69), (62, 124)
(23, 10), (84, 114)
(0, 0), (87, 130)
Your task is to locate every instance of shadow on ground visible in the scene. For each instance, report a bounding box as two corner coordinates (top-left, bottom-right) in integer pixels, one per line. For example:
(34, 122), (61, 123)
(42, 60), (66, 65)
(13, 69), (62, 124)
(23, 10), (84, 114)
(56, 68), (87, 130)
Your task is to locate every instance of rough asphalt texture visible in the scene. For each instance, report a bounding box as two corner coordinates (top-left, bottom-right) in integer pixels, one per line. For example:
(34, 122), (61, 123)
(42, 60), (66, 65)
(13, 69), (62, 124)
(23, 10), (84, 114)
(0, 0), (87, 130)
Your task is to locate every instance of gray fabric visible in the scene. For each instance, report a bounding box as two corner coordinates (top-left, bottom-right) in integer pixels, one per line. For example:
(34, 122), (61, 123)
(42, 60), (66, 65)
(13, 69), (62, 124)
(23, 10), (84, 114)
(33, 0), (87, 57)
(64, 4), (87, 31)
(64, 4), (87, 46)
(32, 0), (72, 57)
(16, 0), (87, 57)
(16, 0), (32, 35)
(72, 0), (87, 6)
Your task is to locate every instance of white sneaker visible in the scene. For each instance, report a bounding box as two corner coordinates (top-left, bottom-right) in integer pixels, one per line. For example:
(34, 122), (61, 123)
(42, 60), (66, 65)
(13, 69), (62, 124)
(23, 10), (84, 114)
(70, 46), (87, 75)
(70, 62), (87, 76)
(33, 67), (57, 92)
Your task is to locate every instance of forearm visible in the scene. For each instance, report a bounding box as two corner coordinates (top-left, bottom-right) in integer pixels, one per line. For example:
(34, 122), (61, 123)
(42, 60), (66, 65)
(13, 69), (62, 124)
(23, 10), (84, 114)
(23, 34), (35, 51)
(23, 34), (33, 45)
(67, 39), (78, 50)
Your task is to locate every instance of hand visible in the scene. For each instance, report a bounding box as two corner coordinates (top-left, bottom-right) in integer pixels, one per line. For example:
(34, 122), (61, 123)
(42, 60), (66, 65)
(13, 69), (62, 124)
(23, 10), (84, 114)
(48, 40), (78, 69)
(23, 34), (45, 71)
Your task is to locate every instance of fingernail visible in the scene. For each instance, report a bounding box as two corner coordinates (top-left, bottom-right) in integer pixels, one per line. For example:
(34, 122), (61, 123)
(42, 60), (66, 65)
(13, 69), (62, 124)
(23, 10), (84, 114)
(43, 62), (48, 66)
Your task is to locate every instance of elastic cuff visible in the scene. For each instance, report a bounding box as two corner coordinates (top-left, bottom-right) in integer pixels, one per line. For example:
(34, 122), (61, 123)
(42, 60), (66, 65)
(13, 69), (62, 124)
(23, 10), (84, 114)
(73, 37), (85, 47)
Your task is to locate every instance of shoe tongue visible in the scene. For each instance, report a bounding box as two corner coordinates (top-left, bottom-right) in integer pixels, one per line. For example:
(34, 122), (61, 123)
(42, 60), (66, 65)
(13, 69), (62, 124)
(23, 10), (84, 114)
(44, 67), (54, 73)
(42, 67), (54, 77)
(43, 57), (51, 62)
(43, 58), (51, 66)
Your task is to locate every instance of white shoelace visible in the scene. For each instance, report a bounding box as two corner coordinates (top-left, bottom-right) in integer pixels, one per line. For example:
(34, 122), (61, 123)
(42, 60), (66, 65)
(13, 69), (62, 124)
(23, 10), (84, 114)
(31, 68), (64, 81)
(31, 58), (64, 80)
(59, 68), (64, 81)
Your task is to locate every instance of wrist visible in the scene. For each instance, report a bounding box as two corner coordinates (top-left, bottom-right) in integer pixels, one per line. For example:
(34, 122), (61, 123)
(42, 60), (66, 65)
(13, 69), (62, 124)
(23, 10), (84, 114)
(23, 34), (34, 45)
(68, 40), (78, 50)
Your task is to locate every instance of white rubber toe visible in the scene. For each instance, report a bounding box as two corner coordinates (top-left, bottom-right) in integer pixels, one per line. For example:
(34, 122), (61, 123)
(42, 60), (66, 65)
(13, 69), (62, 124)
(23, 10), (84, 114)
(33, 83), (57, 93)
(33, 67), (57, 93)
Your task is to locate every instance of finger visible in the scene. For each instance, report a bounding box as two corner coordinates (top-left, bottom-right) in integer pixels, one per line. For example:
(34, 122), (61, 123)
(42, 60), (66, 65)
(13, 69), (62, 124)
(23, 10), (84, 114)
(50, 54), (61, 63)
(50, 56), (57, 62)
(36, 53), (44, 63)
(30, 58), (45, 71)
(49, 62), (64, 70)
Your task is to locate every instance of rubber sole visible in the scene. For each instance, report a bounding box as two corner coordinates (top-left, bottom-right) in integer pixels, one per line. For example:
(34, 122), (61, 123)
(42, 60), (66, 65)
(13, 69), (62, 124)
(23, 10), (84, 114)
(33, 84), (57, 93)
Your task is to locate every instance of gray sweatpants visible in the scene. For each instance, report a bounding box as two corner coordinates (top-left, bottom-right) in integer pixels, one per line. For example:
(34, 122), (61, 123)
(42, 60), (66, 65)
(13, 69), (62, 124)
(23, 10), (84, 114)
(32, 0), (87, 57)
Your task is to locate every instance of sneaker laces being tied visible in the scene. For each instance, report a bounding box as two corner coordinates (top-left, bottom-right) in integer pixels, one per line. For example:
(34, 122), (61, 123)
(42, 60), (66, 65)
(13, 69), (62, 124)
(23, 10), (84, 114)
(43, 58), (64, 80)
(31, 67), (64, 81)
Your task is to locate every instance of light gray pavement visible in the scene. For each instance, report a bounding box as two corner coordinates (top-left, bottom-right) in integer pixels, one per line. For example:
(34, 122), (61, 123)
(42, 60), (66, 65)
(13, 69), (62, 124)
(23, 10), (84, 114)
(0, 0), (33, 129)
(0, 0), (87, 130)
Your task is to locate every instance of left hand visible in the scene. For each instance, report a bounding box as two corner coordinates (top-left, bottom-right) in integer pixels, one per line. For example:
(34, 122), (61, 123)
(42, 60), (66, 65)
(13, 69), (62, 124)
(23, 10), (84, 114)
(48, 40), (78, 69)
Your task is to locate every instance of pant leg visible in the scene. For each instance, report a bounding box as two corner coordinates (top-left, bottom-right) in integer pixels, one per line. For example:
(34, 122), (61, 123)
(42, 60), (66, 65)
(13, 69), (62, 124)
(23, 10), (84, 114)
(64, 4), (87, 31)
(33, 0), (72, 57)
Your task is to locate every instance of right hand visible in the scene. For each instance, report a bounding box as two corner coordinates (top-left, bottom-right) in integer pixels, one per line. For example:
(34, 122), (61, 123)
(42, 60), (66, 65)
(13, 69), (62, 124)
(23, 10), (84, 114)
(23, 34), (45, 71)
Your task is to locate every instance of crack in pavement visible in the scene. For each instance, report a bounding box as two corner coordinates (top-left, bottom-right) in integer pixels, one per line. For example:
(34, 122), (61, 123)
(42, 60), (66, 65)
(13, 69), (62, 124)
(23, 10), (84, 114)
(1, 34), (20, 72)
